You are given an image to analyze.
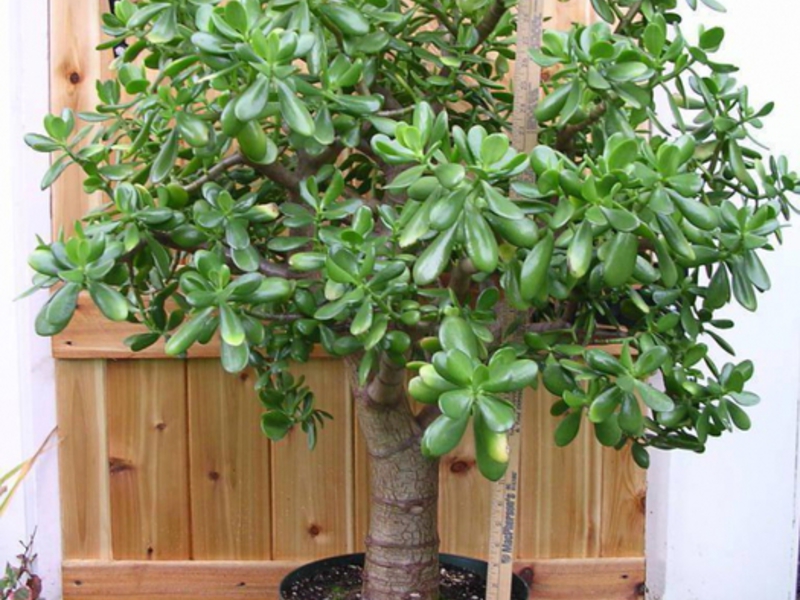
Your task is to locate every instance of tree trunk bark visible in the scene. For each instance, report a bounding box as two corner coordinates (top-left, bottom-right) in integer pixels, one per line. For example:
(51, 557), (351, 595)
(349, 354), (441, 600)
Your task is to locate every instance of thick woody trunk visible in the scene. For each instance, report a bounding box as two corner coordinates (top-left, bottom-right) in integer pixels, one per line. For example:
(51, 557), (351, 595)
(349, 354), (441, 600)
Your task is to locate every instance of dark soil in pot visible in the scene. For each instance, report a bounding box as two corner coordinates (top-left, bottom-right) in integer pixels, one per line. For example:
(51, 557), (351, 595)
(280, 553), (529, 600)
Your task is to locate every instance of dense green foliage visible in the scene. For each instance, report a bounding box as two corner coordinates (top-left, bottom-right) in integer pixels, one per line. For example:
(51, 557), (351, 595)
(26, 0), (798, 479)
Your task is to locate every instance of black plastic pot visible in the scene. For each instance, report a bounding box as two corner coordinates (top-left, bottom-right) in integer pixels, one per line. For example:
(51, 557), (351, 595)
(280, 552), (529, 599)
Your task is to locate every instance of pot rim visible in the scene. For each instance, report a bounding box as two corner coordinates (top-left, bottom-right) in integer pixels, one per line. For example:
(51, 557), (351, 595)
(279, 552), (529, 599)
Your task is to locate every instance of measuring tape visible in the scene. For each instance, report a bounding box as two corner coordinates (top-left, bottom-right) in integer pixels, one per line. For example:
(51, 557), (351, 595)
(485, 391), (524, 600)
(509, 0), (546, 166)
(485, 0), (545, 598)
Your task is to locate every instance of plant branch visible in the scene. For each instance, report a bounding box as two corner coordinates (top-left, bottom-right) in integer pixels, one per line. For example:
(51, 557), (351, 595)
(367, 352), (408, 407)
(358, 139), (380, 163)
(449, 259), (477, 303)
(615, 0), (644, 34)
(183, 150), (304, 198)
(373, 84), (403, 112)
(312, 143), (345, 168)
(432, 0), (508, 87)
(524, 320), (572, 334)
(250, 252), (304, 279)
(244, 310), (304, 322)
(474, 0), (507, 50)
(556, 103), (608, 152)
(415, 405), (441, 429)
(378, 106), (415, 118)
(298, 142), (344, 179)
(424, 1), (458, 36)
(522, 320), (631, 346)
(245, 157), (302, 193)
(184, 153), (246, 195)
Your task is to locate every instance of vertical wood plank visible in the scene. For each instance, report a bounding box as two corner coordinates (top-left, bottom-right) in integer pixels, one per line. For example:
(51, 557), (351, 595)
(544, 0), (594, 30)
(512, 0), (599, 561)
(49, 0), (108, 236)
(599, 447), (646, 557)
(271, 360), (353, 560)
(187, 361), (272, 560)
(517, 385), (603, 559)
(106, 361), (191, 560)
(50, 0), (113, 562)
(438, 435), (494, 558)
(58, 361), (112, 559)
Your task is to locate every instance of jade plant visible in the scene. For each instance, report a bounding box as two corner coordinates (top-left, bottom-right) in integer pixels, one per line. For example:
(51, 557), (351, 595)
(24, 0), (797, 596)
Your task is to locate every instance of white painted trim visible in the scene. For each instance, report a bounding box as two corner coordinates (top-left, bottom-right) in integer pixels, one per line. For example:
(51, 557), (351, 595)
(1, 0), (62, 598)
(646, 1), (800, 599)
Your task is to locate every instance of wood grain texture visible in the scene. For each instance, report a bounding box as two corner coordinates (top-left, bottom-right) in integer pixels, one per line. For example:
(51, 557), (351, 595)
(62, 558), (644, 599)
(49, 0), (108, 236)
(600, 446), (647, 557)
(438, 433), (494, 558)
(187, 361), (272, 560)
(50, 0), (112, 563)
(62, 560), (294, 599)
(524, 557), (645, 599)
(106, 361), (191, 559)
(543, 0), (595, 29)
(270, 360), (354, 559)
(57, 361), (112, 559)
(517, 385), (603, 559)
(53, 294), (222, 360)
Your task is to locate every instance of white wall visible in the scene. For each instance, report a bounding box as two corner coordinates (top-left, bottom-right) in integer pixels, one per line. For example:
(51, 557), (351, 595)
(0, 0), (26, 561)
(647, 1), (800, 599)
(0, 0), (61, 597)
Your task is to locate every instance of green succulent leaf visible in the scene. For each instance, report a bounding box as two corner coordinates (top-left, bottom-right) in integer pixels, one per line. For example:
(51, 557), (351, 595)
(484, 359), (538, 393)
(221, 338), (250, 373)
(88, 282), (129, 322)
(422, 414), (469, 458)
(35, 282), (81, 336)
(412, 224), (457, 286)
(165, 307), (215, 356)
(277, 80), (315, 137)
(235, 75), (270, 122)
(151, 129), (179, 183)
(261, 412), (294, 442)
(439, 315), (480, 359)
(439, 389), (474, 420)
(477, 395), (516, 433)
(633, 380), (675, 412)
(554, 411), (582, 447)
(473, 411), (509, 481)
(589, 387), (623, 423)
(520, 231), (554, 302)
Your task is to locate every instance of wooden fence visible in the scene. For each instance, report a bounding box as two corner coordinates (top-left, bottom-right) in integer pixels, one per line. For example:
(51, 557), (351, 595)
(50, 1), (646, 598)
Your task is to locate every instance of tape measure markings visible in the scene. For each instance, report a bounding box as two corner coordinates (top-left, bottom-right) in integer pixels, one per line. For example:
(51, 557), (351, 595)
(485, 1), (545, 598)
